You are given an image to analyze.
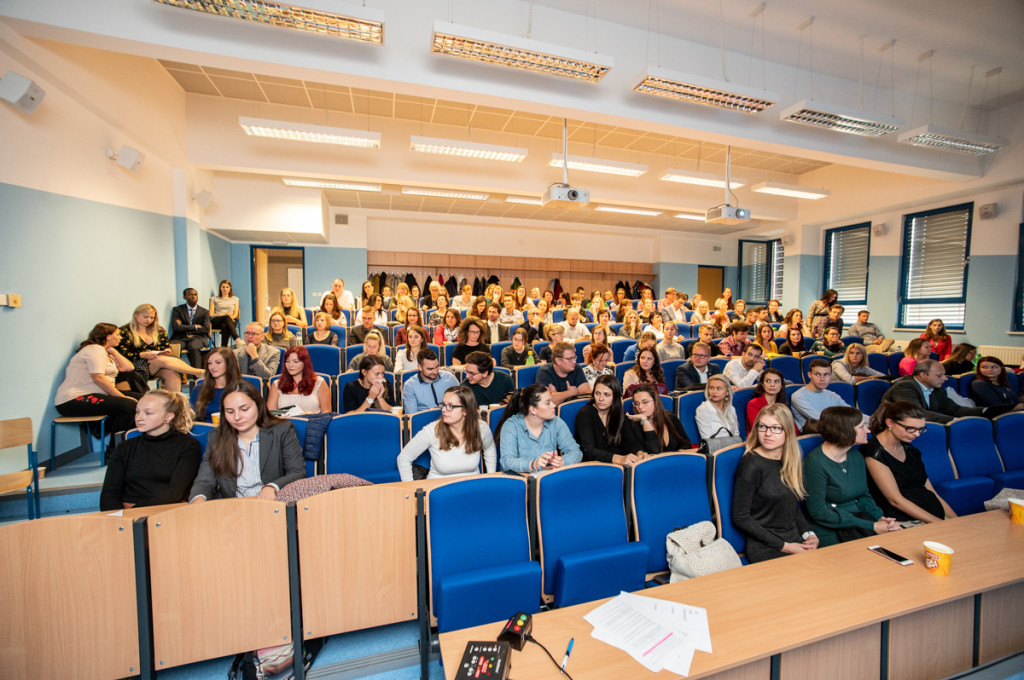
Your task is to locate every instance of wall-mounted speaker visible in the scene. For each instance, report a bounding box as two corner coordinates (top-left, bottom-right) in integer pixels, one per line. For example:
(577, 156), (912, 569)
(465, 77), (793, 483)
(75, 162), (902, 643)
(0, 71), (45, 114)
(872, 223), (887, 237)
(781, 234), (795, 246)
(979, 203), (998, 220)
(192, 190), (214, 207)
(335, 214), (348, 225)
(108, 146), (145, 172)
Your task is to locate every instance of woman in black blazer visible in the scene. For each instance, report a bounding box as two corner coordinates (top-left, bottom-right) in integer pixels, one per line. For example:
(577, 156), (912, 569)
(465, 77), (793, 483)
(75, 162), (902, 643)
(188, 380), (305, 501)
(575, 375), (646, 464)
(625, 384), (692, 454)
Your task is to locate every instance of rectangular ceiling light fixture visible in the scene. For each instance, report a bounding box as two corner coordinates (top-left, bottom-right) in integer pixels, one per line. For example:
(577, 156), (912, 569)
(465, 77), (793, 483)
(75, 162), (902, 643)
(897, 125), (1006, 156)
(152, 0), (384, 45)
(780, 100), (903, 137)
(240, 117), (381, 148)
(283, 178), (381, 191)
(752, 181), (830, 200)
(595, 205), (663, 217)
(660, 169), (746, 189)
(634, 67), (777, 114)
(410, 136), (528, 162)
(549, 154), (647, 177)
(505, 196), (544, 205)
(674, 212), (706, 221)
(431, 21), (613, 83)
(402, 187), (489, 200)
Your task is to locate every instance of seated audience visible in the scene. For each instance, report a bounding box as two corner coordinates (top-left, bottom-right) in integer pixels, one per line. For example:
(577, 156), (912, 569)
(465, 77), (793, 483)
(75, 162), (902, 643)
(718, 322), (751, 357)
(806, 289), (838, 336)
(619, 309), (644, 340)
(99, 389), (202, 511)
(498, 293), (523, 325)
(832, 343), (885, 384)
(695, 374), (740, 442)
(561, 308), (591, 341)
(192, 347), (242, 422)
(55, 323), (141, 437)
(347, 307), (379, 346)
(318, 293), (347, 327)
(969, 356), (1024, 408)
(921, 318), (952, 361)
(271, 287), (308, 328)
(731, 299), (747, 322)
(625, 383), (691, 454)
(428, 294), (450, 327)
(463, 351), (515, 407)
(321, 278), (355, 311)
(266, 311), (300, 349)
(536, 298), (554, 325)
(775, 327), (808, 358)
(519, 307), (546, 345)
(861, 401), (957, 524)
(452, 318), (489, 366)
(642, 313), (665, 340)
(846, 309), (893, 352)
(169, 288), (212, 371)
(394, 306), (425, 347)
(746, 368), (791, 426)
(403, 348), (460, 414)
(303, 312), (339, 346)
(394, 325), (429, 374)
(943, 343), (978, 376)
(188, 380), (305, 501)
(535, 341), (593, 405)
(501, 327), (532, 368)
(468, 295), (489, 320)
(481, 303), (510, 345)
(355, 294), (388, 325)
(899, 338), (931, 377)
(576, 375), (644, 464)
(622, 347), (668, 397)
(689, 300), (714, 325)
(397, 385), (496, 481)
(696, 324), (724, 357)
(234, 323), (281, 379)
(776, 308), (809, 339)
(434, 309), (463, 346)
(347, 331), (393, 372)
(656, 322), (686, 362)
(732, 405), (816, 563)
(765, 299), (784, 324)
(809, 327), (845, 357)
(118, 303), (204, 392)
(495, 385), (583, 472)
(791, 359), (851, 431)
(661, 292), (687, 324)
(810, 304), (844, 340)
(342, 355), (394, 414)
(360, 280), (376, 309)
(268, 346), (331, 415)
(675, 342), (722, 392)
(538, 324), (564, 363)
(883, 360), (987, 424)
(623, 331), (658, 362)
(209, 279), (240, 347)
(752, 323), (779, 358)
(803, 406), (900, 546)
(723, 344), (766, 388)
(452, 284), (475, 310)
(583, 325), (612, 362)
(583, 343), (614, 386)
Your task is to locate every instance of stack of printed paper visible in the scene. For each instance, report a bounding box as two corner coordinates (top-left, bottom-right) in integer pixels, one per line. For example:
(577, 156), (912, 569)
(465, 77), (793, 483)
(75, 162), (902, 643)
(583, 591), (712, 676)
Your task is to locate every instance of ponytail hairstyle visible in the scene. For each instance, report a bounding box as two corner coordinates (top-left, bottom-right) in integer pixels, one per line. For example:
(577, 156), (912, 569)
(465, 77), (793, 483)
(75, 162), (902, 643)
(868, 400), (926, 435)
(144, 389), (195, 433)
(82, 323), (119, 348)
(494, 384), (549, 447)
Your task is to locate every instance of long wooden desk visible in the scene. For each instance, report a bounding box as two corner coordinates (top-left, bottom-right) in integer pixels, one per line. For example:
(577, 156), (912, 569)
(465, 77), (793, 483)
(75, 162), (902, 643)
(440, 510), (1024, 679)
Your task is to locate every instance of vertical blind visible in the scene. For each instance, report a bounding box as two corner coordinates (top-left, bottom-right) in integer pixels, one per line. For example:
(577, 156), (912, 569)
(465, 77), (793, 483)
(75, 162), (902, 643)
(900, 204), (971, 327)
(739, 240), (783, 305)
(825, 224), (870, 303)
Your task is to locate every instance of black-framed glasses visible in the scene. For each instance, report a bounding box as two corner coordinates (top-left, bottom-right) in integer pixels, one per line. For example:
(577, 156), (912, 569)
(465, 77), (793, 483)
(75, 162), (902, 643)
(895, 422), (928, 435)
(756, 424), (785, 434)
(440, 403), (464, 411)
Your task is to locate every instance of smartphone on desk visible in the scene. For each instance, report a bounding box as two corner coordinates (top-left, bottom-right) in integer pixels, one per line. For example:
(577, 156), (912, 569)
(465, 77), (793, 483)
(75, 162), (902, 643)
(868, 545), (914, 566)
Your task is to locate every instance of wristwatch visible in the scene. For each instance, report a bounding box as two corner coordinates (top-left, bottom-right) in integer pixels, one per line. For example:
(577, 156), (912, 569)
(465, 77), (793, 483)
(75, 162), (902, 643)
(365, 397), (374, 405)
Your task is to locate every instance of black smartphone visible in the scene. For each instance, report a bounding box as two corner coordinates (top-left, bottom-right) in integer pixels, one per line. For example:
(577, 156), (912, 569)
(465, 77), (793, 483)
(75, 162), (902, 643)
(868, 545), (914, 566)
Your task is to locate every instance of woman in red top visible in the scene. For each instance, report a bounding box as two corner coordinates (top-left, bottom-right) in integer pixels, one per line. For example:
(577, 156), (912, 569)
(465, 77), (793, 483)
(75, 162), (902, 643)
(746, 368), (795, 432)
(920, 319), (952, 361)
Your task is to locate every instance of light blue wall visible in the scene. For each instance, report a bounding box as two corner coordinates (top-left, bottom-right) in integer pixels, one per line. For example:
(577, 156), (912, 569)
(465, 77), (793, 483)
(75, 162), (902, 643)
(303, 245), (368, 307)
(198, 228), (232, 301)
(780, 253), (823, 315)
(230, 243), (253, 325)
(0, 183), (178, 458)
(723, 266), (738, 295)
(654, 262), (698, 298)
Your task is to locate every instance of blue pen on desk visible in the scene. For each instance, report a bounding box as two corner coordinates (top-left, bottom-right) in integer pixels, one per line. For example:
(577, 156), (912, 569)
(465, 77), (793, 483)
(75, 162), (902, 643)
(560, 637), (574, 673)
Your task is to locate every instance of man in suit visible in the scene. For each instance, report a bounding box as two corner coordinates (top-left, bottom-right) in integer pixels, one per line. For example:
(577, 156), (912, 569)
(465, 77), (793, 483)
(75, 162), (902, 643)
(676, 342), (722, 391)
(170, 287), (211, 370)
(484, 303), (510, 344)
(660, 293), (687, 324)
(882, 359), (984, 424)
(234, 323), (281, 380)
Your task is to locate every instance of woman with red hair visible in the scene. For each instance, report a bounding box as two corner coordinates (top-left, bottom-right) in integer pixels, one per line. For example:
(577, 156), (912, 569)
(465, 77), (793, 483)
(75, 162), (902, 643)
(267, 346), (331, 414)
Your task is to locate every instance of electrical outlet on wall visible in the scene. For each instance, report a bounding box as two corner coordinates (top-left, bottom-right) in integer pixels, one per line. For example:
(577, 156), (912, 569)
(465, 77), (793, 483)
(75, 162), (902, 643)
(8, 294), (21, 307)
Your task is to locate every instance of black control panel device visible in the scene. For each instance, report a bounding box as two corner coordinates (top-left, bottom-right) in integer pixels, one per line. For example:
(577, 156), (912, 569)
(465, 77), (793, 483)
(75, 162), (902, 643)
(497, 612), (532, 651)
(454, 640), (511, 680)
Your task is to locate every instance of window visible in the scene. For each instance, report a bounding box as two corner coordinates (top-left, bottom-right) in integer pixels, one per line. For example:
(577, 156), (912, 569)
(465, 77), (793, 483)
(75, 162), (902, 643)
(738, 239), (784, 306)
(823, 223), (870, 324)
(899, 203), (972, 329)
(1014, 222), (1024, 331)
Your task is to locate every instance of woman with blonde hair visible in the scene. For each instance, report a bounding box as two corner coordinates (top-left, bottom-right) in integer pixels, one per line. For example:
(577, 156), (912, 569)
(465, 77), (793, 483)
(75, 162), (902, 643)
(99, 389), (202, 510)
(732, 404), (817, 562)
(695, 374), (739, 443)
(304, 312), (340, 346)
(620, 309), (643, 340)
(347, 330), (393, 372)
(118, 303), (205, 392)
(833, 343), (884, 384)
(266, 311), (300, 349)
(271, 287), (307, 328)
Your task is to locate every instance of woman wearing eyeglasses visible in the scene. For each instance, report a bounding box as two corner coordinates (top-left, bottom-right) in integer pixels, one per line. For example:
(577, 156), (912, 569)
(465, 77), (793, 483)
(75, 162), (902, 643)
(396, 385), (496, 481)
(861, 400), (956, 524)
(732, 405), (817, 563)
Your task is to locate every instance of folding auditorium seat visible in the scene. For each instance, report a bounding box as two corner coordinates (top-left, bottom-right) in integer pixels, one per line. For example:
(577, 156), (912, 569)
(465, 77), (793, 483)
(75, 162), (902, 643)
(709, 443), (748, 558)
(993, 412), (1024, 480)
(325, 412), (402, 482)
(947, 417), (1024, 494)
(675, 391), (704, 444)
(536, 464), (648, 608)
(856, 380), (889, 416)
(916, 422), (993, 516)
(769, 356), (802, 384)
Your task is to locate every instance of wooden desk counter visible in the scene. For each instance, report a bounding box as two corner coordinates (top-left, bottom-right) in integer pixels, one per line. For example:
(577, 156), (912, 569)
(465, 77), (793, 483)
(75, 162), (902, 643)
(440, 511), (1024, 680)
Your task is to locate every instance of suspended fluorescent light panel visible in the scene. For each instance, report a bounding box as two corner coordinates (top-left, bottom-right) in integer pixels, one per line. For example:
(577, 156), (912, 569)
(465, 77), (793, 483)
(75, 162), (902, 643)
(505, 196), (544, 205)
(752, 181), (830, 200)
(402, 187), (489, 200)
(410, 136), (527, 162)
(780, 100), (903, 137)
(283, 178), (382, 191)
(634, 67), (777, 114)
(549, 154), (647, 177)
(152, 0), (384, 45)
(431, 21), (613, 83)
(660, 170), (746, 189)
(898, 125), (1006, 156)
(595, 205), (663, 216)
(240, 117), (381, 148)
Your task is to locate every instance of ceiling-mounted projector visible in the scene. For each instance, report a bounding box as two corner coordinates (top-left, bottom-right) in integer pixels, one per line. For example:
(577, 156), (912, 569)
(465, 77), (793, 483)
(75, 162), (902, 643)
(543, 184), (590, 208)
(706, 205), (750, 225)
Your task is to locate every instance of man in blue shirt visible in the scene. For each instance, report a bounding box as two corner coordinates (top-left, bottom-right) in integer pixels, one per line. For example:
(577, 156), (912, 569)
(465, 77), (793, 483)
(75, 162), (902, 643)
(402, 348), (459, 414)
(535, 341), (592, 405)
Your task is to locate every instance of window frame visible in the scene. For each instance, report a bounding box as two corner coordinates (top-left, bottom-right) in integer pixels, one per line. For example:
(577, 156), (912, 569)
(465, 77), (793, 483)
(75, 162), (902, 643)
(737, 238), (783, 307)
(823, 222), (871, 322)
(897, 202), (973, 330)
(1013, 221), (1024, 332)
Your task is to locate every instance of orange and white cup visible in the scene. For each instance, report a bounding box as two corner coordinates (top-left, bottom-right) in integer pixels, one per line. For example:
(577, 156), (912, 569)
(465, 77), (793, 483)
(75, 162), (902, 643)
(211, 412), (221, 425)
(923, 541), (954, 575)
(1008, 498), (1024, 525)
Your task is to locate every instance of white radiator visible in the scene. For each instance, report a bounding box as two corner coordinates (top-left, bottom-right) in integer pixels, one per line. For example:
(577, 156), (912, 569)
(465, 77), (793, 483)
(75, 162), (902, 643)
(978, 345), (1024, 365)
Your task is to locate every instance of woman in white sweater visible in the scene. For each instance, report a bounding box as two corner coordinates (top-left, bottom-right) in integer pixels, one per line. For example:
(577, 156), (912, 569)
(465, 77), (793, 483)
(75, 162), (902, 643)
(695, 374), (740, 441)
(396, 385), (497, 480)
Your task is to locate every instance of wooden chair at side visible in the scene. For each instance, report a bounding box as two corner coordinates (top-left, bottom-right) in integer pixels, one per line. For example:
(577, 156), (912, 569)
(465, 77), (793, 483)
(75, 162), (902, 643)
(0, 417), (43, 519)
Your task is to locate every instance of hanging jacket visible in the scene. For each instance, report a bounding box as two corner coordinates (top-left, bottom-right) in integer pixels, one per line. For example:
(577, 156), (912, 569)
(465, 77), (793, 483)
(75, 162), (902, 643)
(445, 276), (459, 296)
(511, 276), (522, 291)
(486, 274), (500, 286)
(473, 276), (484, 296)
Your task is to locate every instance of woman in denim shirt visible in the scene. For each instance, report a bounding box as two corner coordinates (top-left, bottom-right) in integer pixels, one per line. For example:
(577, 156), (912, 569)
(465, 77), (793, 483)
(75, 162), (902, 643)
(495, 385), (583, 472)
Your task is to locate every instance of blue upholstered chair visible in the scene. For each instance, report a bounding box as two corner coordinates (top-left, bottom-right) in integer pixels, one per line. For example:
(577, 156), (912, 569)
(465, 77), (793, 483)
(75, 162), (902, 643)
(324, 412), (402, 482)
(856, 380), (889, 416)
(917, 423), (993, 516)
(709, 442), (748, 556)
(947, 417), (1024, 494)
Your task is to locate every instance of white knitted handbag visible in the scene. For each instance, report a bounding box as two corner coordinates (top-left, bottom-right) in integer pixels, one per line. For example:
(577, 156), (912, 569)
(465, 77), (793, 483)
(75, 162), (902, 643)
(666, 521), (742, 582)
